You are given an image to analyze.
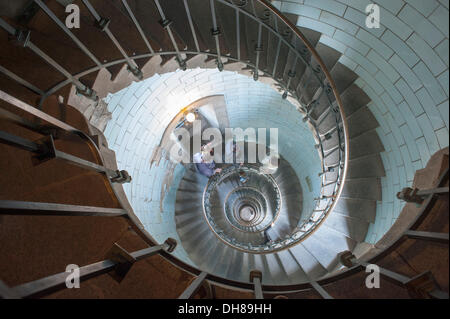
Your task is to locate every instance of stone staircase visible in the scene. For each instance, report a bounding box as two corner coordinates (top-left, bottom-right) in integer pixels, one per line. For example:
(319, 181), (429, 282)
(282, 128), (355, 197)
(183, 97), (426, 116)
(0, 0), (386, 286)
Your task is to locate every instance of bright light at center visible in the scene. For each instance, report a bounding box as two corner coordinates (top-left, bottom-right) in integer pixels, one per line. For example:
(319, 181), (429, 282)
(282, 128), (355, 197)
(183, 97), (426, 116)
(185, 112), (196, 123)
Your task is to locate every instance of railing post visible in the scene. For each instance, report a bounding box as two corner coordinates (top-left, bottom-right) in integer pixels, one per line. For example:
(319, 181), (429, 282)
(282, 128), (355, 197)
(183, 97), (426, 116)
(34, 0), (103, 68)
(1, 89), (125, 183)
(161, 237), (178, 253)
(250, 270), (263, 299)
(8, 238), (177, 298)
(0, 18), (98, 101)
(0, 65), (45, 96)
(210, 0), (223, 72)
(310, 281), (333, 299)
(105, 243), (137, 282)
(107, 238), (176, 282)
(340, 251), (410, 284)
(397, 187), (449, 205)
(81, 0), (143, 79)
(183, 0), (200, 53)
(121, 0), (155, 55)
(339, 251), (449, 299)
(404, 230), (449, 243)
(0, 130), (131, 184)
(405, 271), (449, 299)
(178, 271), (208, 299)
(153, 0), (186, 70)
(254, 23), (263, 81)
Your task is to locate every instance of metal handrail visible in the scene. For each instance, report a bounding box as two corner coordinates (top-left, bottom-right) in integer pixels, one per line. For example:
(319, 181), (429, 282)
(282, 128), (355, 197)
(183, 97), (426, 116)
(171, 165), (449, 295)
(0, 0), (352, 293)
(0, 92), (448, 298)
(256, 0), (349, 242)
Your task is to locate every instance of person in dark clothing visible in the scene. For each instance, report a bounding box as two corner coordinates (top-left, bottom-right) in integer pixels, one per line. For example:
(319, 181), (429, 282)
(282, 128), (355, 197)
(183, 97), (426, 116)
(264, 227), (273, 244)
(195, 158), (218, 177)
(193, 145), (222, 177)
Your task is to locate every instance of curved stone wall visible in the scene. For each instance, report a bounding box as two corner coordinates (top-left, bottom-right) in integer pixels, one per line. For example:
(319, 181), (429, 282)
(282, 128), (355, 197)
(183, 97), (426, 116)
(273, 0), (449, 243)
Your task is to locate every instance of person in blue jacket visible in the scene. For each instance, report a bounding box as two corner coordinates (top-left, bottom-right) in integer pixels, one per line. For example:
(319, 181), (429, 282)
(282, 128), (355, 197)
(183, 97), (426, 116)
(193, 144), (222, 177)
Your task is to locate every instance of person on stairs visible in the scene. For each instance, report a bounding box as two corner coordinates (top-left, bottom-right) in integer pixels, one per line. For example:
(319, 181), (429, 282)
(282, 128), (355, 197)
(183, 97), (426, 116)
(264, 227), (273, 245)
(193, 143), (222, 177)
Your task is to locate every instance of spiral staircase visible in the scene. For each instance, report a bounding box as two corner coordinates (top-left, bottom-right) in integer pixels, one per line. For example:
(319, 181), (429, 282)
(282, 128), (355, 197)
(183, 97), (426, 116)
(0, 0), (448, 299)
